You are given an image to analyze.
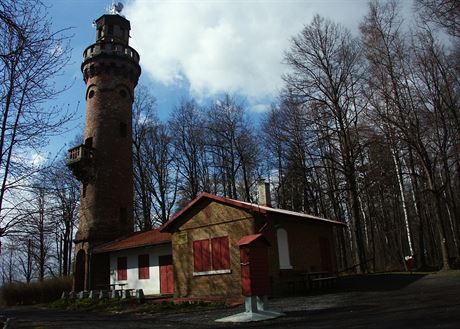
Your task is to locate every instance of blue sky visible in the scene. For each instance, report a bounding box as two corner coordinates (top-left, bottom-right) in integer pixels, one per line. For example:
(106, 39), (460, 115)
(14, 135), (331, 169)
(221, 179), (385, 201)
(42, 0), (380, 158)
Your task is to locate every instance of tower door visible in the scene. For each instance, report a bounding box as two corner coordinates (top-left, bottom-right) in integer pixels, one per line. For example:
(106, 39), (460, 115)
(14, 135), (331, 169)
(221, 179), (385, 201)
(74, 250), (86, 292)
(159, 255), (174, 294)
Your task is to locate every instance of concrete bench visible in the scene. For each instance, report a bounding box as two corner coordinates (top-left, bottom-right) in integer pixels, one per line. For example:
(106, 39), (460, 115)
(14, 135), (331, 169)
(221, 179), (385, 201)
(121, 288), (135, 299)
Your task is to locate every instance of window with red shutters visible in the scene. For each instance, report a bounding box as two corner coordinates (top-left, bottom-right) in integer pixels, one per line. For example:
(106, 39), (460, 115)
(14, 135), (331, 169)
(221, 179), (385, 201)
(138, 254), (150, 279)
(193, 236), (230, 273)
(193, 239), (211, 272)
(117, 256), (127, 280)
(211, 236), (230, 270)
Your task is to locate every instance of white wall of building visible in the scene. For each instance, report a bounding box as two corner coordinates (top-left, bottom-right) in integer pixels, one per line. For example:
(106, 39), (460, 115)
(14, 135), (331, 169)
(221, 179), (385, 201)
(109, 244), (172, 295)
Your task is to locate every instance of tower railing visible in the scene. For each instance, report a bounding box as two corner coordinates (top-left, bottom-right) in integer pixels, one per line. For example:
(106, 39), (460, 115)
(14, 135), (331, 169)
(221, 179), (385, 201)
(68, 144), (93, 164)
(83, 42), (140, 64)
(67, 144), (94, 182)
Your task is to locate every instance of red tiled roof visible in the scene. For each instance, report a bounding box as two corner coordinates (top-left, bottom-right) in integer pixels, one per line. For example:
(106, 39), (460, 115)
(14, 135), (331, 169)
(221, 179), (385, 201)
(160, 192), (345, 232)
(238, 234), (270, 246)
(93, 229), (171, 253)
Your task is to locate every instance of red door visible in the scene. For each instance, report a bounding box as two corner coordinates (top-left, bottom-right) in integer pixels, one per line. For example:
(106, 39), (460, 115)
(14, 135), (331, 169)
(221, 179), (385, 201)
(239, 244), (270, 296)
(159, 255), (174, 294)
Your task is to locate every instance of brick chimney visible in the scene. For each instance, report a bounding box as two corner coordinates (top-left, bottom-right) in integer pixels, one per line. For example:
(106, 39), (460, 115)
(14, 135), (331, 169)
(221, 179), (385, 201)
(258, 180), (271, 207)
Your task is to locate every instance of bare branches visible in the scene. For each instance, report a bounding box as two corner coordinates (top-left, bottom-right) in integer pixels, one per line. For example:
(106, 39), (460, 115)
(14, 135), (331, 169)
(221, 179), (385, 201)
(0, 0), (74, 238)
(416, 0), (460, 37)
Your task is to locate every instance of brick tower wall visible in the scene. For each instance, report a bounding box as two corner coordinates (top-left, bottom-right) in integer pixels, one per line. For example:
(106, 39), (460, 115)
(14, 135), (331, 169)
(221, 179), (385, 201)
(72, 13), (141, 291)
(77, 58), (139, 243)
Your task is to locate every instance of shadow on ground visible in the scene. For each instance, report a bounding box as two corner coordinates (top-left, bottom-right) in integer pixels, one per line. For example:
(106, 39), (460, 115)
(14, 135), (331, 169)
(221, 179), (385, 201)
(336, 273), (427, 292)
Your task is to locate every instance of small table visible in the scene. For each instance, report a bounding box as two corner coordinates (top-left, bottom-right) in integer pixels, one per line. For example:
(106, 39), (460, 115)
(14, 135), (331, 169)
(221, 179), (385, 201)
(114, 283), (127, 291)
(98, 283), (127, 291)
(306, 271), (328, 280)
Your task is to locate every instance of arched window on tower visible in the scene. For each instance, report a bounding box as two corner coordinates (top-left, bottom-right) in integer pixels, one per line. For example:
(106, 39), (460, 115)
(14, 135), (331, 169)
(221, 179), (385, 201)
(277, 228), (292, 269)
(85, 137), (93, 148)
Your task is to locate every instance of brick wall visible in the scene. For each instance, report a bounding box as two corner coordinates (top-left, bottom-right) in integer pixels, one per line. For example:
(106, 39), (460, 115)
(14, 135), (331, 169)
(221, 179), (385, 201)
(171, 200), (338, 298)
(172, 200), (255, 298)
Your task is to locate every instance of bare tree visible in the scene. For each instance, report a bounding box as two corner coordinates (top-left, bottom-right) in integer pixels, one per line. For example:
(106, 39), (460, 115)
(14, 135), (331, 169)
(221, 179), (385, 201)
(411, 28), (460, 261)
(46, 156), (79, 276)
(170, 99), (210, 203)
(260, 105), (287, 208)
(360, 0), (454, 270)
(0, 241), (18, 283)
(132, 86), (178, 227)
(283, 15), (367, 272)
(0, 0), (73, 238)
(18, 182), (53, 281)
(142, 122), (178, 225)
(11, 236), (34, 282)
(416, 0), (460, 37)
(206, 94), (259, 202)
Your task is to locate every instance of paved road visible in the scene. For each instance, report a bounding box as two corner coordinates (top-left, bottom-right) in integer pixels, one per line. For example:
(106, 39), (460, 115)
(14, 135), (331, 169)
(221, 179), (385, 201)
(2, 273), (460, 328)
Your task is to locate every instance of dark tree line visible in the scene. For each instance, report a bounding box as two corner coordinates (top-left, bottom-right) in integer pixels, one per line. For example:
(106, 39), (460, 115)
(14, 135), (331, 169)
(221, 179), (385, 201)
(132, 92), (260, 229)
(132, 0), (460, 272)
(2, 0), (459, 283)
(265, 0), (460, 271)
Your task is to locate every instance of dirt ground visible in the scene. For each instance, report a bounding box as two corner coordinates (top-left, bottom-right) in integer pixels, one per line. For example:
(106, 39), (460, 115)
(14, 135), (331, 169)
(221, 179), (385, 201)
(1, 272), (459, 329)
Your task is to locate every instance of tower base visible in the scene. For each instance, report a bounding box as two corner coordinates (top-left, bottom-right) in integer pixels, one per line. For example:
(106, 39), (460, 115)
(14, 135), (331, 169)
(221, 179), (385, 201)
(73, 242), (110, 292)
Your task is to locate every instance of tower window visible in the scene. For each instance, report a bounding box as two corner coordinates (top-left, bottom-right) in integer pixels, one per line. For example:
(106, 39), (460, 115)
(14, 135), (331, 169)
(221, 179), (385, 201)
(88, 90), (95, 99)
(84, 137), (93, 148)
(119, 122), (127, 138)
(108, 24), (113, 35)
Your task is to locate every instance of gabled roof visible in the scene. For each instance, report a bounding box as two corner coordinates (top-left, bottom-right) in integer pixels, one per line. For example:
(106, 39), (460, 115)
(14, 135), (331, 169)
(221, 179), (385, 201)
(160, 192), (345, 232)
(93, 229), (171, 254)
(238, 234), (270, 246)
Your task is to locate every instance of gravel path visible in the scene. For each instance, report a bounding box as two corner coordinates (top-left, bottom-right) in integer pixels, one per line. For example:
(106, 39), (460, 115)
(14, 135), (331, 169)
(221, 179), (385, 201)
(2, 273), (459, 329)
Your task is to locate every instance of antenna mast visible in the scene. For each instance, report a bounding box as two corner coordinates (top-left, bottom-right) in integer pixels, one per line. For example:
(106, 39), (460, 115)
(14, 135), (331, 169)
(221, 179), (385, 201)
(108, 2), (124, 15)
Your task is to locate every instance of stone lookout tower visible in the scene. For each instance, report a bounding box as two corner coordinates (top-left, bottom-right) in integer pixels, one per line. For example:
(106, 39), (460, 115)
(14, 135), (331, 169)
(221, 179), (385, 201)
(68, 8), (141, 291)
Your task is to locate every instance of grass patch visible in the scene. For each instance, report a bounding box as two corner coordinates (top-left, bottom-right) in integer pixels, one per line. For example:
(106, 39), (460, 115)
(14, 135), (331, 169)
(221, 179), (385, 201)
(48, 297), (226, 315)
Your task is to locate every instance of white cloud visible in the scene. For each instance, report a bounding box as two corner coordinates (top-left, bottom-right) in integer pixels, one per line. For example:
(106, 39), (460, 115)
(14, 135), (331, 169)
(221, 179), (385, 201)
(30, 153), (46, 168)
(125, 0), (368, 100)
(251, 103), (270, 113)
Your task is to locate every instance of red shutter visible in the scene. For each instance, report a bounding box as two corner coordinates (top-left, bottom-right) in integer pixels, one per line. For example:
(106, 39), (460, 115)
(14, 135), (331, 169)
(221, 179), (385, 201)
(117, 256), (127, 280)
(193, 239), (211, 272)
(211, 236), (230, 270)
(138, 254), (150, 279)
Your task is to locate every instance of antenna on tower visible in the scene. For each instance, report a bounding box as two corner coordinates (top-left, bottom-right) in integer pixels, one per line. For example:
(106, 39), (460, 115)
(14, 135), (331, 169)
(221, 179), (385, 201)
(108, 2), (124, 15)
